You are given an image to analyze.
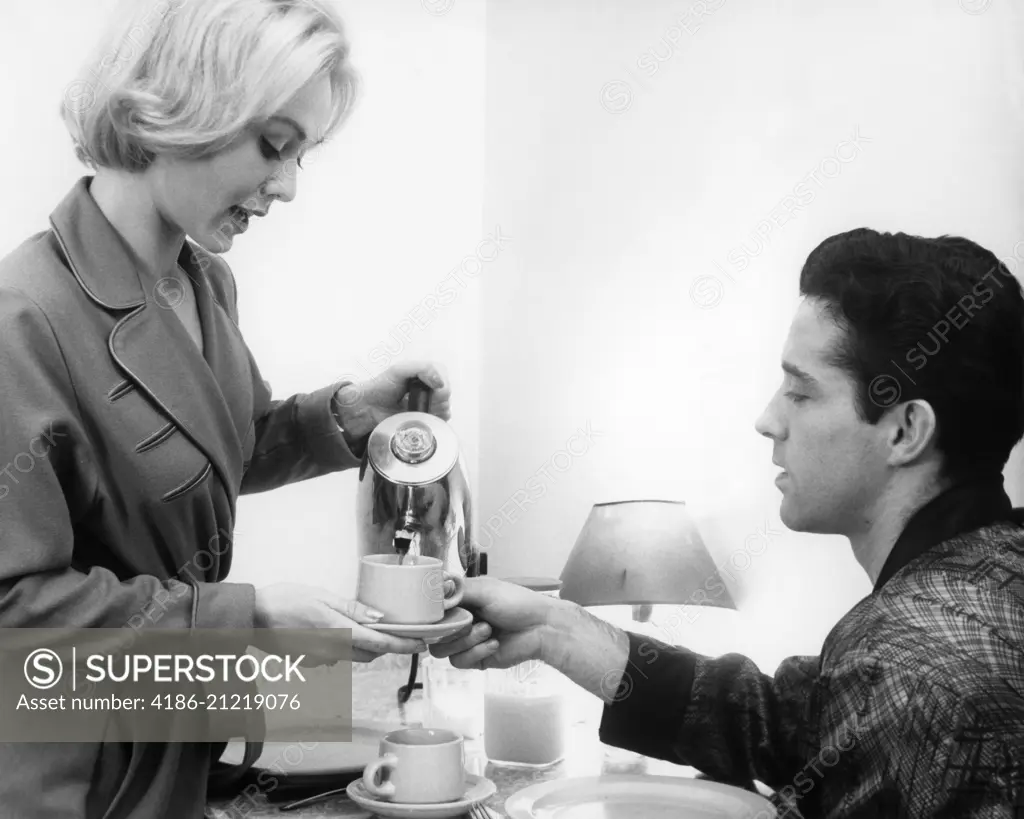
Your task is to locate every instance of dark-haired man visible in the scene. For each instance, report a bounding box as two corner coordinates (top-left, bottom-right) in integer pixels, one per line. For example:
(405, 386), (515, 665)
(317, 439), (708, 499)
(435, 230), (1024, 817)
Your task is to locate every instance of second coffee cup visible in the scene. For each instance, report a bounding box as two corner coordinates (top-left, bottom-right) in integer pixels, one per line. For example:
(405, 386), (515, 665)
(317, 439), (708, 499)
(362, 727), (467, 803)
(357, 554), (464, 624)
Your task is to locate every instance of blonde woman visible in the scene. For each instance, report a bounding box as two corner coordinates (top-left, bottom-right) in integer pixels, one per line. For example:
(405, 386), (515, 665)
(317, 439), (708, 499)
(0, 0), (451, 815)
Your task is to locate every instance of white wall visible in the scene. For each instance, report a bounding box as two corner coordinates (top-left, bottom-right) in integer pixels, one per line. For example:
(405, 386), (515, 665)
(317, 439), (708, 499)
(479, 0), (1024, 671)
(0, 0), (486, 600)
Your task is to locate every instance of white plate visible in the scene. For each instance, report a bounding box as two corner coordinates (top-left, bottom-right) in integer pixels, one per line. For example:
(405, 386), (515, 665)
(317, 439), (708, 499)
(505, 775), (777, 819)
(364, 606), (474, 644)
(346, 772), (496, 818)
(218, 719), (401, 774)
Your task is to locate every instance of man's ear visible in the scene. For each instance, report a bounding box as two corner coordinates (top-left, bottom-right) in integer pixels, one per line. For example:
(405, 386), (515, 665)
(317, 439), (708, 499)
(886, 398), (938, 467)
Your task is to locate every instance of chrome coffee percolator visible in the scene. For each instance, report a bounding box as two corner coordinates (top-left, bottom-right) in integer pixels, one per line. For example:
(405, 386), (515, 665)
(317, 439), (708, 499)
(355, 377), (483, 700)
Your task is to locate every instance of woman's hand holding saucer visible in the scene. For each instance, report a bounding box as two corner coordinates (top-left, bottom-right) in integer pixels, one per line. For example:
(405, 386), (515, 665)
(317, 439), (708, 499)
(254, 582), (428, 664)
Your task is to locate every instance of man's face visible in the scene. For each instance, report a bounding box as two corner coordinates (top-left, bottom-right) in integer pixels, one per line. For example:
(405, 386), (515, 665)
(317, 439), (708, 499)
(755, 298), (891, 534)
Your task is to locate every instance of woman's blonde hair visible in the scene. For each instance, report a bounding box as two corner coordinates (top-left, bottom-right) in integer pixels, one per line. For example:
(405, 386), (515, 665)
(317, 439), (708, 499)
(61, 0), (358, 171)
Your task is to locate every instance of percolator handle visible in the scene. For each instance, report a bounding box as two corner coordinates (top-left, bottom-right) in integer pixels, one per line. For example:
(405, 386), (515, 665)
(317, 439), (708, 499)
(407, 377), (432, 413)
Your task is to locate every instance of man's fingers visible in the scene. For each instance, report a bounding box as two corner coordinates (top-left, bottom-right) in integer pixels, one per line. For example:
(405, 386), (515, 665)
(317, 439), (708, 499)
(446, 639), (501, 670)
(429, 621), (491, 658)
(458, 577), (498, 611)
(430, 618), (475, 647)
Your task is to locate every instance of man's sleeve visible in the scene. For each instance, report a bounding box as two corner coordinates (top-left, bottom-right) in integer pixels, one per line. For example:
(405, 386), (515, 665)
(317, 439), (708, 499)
(599, 631), (819, 790)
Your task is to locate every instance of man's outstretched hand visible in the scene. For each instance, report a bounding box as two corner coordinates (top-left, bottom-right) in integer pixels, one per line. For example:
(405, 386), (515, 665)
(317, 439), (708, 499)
(431, 576), (632, 704)
(428, 577), (558, 669)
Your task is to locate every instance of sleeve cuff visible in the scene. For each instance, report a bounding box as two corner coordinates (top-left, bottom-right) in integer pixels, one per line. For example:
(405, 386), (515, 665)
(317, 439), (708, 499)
(296, 381), (365, 471)
(194, 581), (256, 650)
(598, 630), (697, 760)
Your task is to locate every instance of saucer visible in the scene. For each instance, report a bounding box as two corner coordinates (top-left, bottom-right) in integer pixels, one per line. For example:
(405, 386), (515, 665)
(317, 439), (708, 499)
(346, 772), (496, 818)
(364, 606), (473, 644)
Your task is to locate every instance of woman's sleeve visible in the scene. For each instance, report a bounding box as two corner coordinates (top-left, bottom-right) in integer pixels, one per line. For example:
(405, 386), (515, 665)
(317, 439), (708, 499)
(238, 364), (364, 495)
(0, 287), (254, 630)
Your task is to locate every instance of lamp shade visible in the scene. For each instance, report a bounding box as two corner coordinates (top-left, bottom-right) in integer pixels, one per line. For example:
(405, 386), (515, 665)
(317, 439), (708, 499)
(559, 500), (735, 610)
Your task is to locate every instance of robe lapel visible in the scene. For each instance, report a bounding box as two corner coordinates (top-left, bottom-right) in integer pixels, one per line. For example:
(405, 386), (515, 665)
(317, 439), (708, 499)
(109, 302), (244, 498)
(49, 176), (245, 498)
(177, 245), (254, 446)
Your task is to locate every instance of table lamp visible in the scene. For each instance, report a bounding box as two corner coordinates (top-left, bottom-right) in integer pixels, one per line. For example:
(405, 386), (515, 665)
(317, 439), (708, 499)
(559, 500), (735, 620)
(558, 500), (757, 791)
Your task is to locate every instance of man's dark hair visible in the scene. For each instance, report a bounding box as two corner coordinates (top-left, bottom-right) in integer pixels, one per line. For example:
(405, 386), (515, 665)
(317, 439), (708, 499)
(799, 228), (1024, 482)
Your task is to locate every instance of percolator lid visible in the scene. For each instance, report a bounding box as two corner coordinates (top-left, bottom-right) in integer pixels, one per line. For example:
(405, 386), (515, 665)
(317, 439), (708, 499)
(366, 411), (460, 486)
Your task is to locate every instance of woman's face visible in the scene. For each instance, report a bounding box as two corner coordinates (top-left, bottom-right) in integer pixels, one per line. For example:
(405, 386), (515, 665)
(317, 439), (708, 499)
(147, 76), (333, 254)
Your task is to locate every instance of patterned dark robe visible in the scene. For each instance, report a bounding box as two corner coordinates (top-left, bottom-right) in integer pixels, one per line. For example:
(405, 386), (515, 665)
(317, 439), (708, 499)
(600, 477), (1024, 818)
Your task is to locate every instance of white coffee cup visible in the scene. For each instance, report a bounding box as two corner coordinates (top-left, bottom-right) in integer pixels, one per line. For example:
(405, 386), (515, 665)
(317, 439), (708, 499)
(356, 554), (464, 624)
(362, 727), (467, 803)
